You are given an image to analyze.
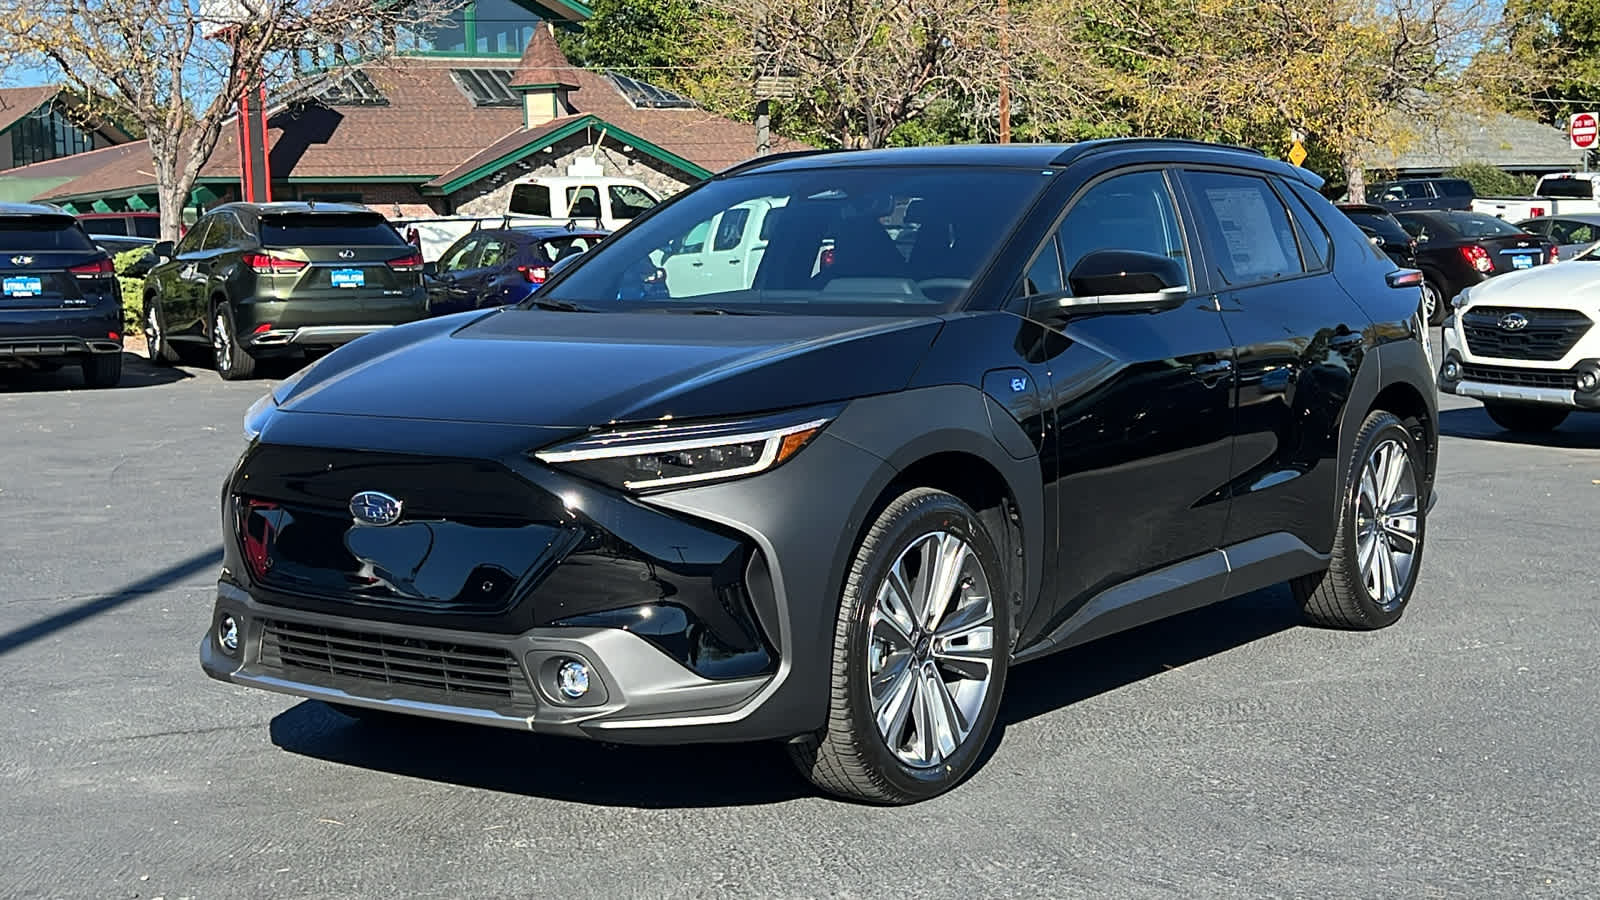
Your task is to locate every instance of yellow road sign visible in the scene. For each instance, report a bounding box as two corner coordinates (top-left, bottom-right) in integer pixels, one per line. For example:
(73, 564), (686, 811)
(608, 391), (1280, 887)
(1288, 140), (1308, 167)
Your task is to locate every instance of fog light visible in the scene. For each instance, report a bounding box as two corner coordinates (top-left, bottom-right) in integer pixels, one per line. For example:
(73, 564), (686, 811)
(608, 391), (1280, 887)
(1442, 360), (1460, 381)
(555, 659), (590, 699)
(217, 615), (240, 655)
(1579, 371), (1599, 393)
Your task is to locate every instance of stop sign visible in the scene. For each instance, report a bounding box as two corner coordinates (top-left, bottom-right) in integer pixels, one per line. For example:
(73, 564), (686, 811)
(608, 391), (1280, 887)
(1571, 112), (1598, 150)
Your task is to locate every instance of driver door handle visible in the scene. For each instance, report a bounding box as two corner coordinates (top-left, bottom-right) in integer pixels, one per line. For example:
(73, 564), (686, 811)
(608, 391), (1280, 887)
(1193, 359), (1233, 382)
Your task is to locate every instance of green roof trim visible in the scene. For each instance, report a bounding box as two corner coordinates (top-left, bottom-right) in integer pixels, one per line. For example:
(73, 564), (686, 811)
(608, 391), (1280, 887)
(508, 82), (573, 91)
(427, 113), (713, 195)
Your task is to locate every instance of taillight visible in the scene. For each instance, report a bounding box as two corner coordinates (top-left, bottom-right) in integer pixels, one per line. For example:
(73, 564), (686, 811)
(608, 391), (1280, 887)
(244, 252), (307, 275)
(1460, 244), (1493, 273)
(69, 258), (115, 278)
(820, 248), (836, 268)
(387, 252), (423, 273)
(517, 265), (549, 284)
(253, 322), (273, 334)
(1550, 245), (1560, 263)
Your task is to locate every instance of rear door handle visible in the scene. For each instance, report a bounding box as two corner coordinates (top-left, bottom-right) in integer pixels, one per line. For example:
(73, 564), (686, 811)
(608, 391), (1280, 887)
(1193, 360), (1233, 377)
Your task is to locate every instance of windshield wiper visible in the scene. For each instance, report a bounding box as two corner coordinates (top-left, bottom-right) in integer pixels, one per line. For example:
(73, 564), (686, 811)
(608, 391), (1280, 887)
(527, 297), (596, 312)
(657, 306), (765, 316)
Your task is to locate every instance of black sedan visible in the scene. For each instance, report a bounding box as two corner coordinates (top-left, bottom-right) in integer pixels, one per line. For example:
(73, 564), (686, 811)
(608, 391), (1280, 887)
(1393, 210), (1556, 324)
(1337, 204), (1416, 270)
(425, 225), (607, 315)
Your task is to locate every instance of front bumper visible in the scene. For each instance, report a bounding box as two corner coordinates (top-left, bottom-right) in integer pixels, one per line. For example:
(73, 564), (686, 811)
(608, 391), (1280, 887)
(1439, 317), (1600, 409)
(203, 416), (894, 744)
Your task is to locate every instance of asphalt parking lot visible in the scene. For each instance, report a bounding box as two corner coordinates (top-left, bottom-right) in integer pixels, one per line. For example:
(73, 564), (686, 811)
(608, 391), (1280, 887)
(3, 346), (1598, 900)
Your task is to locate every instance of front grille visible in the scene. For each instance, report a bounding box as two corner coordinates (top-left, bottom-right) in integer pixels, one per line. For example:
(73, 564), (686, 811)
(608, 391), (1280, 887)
(1462, 306), (1592, 361)
(1460, 364), (1578, 390)
(259, 619), (535, 707)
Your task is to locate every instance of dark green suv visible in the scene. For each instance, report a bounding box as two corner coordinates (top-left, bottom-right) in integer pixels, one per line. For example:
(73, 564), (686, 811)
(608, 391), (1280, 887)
(143, 202), (426, 379)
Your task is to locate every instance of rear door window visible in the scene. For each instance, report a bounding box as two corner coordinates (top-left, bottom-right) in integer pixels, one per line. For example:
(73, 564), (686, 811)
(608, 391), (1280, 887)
(477, 238), (511, 268)
(0, 218), (95, 252)
(260, 214), (407, 248)
(537, 236), (598, 262)
(713, 208), (750, 251)
(1181, 170), (1304, 284)
(566, 186), (602, 219)
(1551, 219), (1599, 245)
(1439, 180), (1474, 198)
(509, 184), (552, 217)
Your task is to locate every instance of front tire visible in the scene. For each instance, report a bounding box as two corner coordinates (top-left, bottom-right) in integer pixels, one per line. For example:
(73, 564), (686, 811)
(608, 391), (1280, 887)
(789, 488), (1010, 804)
(1293, 410), (1425, 629)
(81, 352), (123, 388)
(1483, 402), (1568, 433)
(212, 304), (257, 380)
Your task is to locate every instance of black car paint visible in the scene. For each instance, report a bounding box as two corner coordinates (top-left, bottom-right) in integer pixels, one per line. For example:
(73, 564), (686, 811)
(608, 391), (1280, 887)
(0, 204), (123, 367)
(1394, 210), (1555, 307)
(203, 142), (1437, 744)
(1337, 204), (1417, 268)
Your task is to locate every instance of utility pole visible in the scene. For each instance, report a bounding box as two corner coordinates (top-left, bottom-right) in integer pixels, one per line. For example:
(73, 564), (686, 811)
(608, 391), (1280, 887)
(756, 98), (771, 156)
(998, 0), (1010, 143)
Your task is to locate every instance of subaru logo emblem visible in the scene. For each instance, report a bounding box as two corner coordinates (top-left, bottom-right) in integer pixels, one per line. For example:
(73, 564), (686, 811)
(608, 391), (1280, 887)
(338, 249), (356, 259)
(1499, 312), (1530, 331)
(9, 255), (31, 266)
(349, 491), (403, 526)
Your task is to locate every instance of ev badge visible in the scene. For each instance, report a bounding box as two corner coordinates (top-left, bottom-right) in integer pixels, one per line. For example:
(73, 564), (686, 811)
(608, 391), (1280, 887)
(349, 491), (403, 526)
(1010, 376), (1028, 393)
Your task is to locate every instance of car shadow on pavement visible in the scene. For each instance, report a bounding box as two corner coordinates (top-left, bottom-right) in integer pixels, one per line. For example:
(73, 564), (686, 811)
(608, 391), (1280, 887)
(269, 701), (814, 808)
(0, 353), (194, 393)
(270, 586), (1307, 808)
(1438, 406), (1600, 448)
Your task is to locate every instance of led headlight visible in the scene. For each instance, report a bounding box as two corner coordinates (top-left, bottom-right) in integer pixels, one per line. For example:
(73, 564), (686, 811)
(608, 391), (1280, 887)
(535, 406), (838, 491)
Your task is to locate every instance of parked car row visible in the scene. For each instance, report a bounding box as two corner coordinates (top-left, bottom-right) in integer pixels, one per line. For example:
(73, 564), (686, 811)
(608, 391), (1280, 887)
(0, 199), (610, 386)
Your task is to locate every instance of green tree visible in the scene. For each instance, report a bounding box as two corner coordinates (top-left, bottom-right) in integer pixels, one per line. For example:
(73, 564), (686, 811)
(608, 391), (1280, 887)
(1497, 0), (1600, 125)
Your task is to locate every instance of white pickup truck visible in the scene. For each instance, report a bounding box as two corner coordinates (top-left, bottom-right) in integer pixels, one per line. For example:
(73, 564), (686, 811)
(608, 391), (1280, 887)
(393, 174), (664, 261)
(1471, 172), (1600, 221)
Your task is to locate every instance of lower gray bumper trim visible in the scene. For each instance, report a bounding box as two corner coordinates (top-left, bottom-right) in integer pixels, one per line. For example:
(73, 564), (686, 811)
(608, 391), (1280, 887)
(1454, 380), (1575, 407)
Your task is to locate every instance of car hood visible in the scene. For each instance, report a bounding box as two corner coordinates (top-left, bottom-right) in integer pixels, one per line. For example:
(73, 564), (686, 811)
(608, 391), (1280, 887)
(1465, 260), (1600, 306)
(276, 308), (945, 426)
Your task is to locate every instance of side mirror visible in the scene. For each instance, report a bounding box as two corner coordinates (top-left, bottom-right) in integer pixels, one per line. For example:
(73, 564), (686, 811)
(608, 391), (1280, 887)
(422, 261), (438, 277)
(128, 252), (156, 277)
(548, 252), (584, 277)
(1067, 249), (1187, 297)
(152, 240), (175, 260)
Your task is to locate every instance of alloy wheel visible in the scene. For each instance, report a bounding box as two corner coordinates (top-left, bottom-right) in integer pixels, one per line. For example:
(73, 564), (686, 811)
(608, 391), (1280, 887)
(1355, 438), (1419, 612)
(866, 530), (996, 769)
(1419, 282), (1439, 323)
(146, 303), (163, 359)
(213, 312), (232, 372)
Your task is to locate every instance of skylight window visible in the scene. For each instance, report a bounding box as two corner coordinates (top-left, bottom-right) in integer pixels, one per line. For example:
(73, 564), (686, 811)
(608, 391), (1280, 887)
(607, 72), (695, 110)
(450, 69), (519, 107)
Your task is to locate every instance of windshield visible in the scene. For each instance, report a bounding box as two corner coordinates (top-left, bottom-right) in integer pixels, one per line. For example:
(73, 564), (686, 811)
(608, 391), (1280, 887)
(1443, 213), (1525, 239)
(539, 167), (1049, 314)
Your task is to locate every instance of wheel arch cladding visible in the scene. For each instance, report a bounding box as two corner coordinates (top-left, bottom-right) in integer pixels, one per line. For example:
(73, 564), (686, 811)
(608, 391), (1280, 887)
(826, 385), (1046, 649)
(1335, 336), (1439, 532)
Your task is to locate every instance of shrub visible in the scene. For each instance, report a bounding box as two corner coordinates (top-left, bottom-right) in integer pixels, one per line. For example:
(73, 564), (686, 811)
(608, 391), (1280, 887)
(112, 248), (150, 335)
(1446, 163), (1538, 198)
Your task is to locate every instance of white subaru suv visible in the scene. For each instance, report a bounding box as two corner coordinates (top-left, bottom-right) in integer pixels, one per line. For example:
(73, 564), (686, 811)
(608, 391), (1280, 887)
(1438, 242), (1600, 431)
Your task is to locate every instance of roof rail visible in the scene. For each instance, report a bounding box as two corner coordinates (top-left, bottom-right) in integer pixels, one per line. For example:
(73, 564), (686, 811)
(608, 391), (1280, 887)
(1051, 138), (1267, 167)
(715, 148), (850, 178)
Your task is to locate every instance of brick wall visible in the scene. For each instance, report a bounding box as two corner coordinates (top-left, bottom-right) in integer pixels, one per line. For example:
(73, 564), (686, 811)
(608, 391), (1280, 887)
(448, 133), (697, 216)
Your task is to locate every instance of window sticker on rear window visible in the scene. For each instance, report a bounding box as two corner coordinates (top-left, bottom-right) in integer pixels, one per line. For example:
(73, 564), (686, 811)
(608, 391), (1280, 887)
(1201, 187), (1293, 278)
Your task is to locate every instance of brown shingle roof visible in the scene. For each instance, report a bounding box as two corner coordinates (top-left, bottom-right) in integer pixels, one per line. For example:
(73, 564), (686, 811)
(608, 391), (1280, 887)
(510, 23), (579, 89)
(0, 85), (63, 135)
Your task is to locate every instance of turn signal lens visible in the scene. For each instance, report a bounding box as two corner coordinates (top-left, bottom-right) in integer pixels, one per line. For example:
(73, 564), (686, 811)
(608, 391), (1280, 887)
(1550, 246), (1560, 263)
(518, 265), (550, 284)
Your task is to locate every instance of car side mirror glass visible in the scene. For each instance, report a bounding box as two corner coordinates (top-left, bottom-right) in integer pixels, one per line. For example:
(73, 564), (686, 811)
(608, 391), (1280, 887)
(152, 240), (174, 259)
(1067, 249), (1186, 297)
(422, 261), (438, 277)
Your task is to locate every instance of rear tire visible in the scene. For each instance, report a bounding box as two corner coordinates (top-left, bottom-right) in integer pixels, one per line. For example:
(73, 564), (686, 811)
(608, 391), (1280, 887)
(212, 304), (257, 380)
(1483, 402), (1568, 433)
(788, 488), (1010, 804)
(81, 352), (123, 388)
(1420, 278), (1445, 325)
(1292, 410), (1425, 629)
(144, 295), (178, 365)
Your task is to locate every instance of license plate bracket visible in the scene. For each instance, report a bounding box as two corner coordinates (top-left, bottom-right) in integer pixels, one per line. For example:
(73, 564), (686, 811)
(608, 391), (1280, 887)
(331, 268), (365, 288)
(1511, 254), (1533, 270)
